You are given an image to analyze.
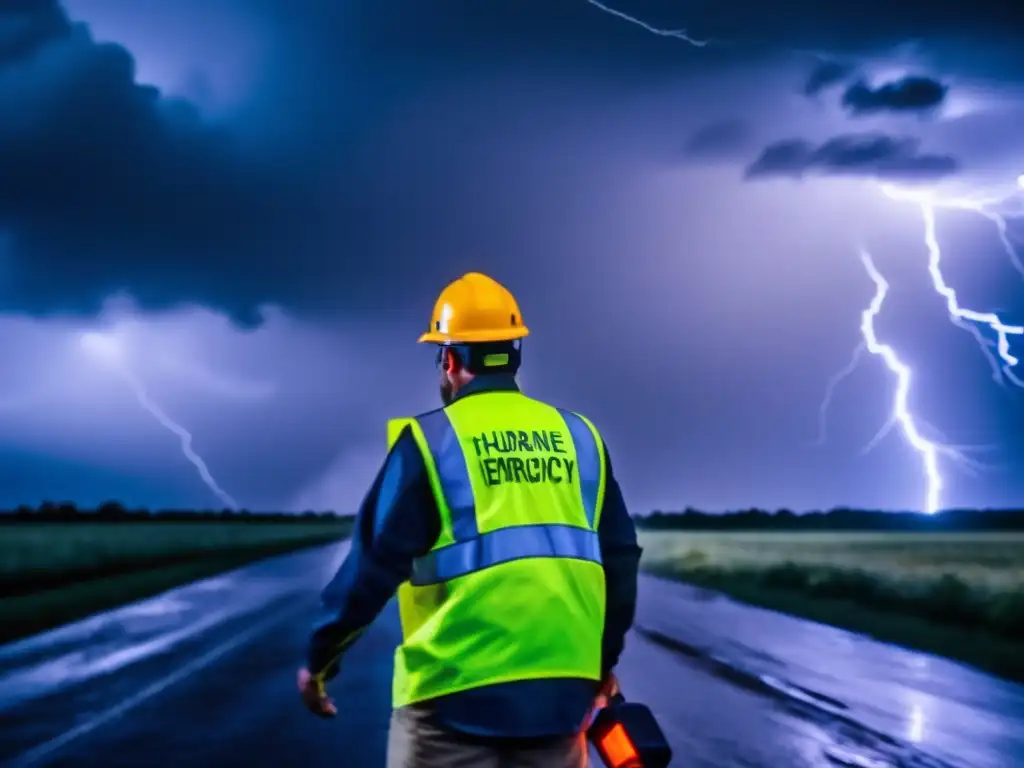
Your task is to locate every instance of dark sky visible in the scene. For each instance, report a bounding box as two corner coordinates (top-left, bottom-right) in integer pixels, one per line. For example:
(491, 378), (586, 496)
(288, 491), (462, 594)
(1, 0), (1024, 513)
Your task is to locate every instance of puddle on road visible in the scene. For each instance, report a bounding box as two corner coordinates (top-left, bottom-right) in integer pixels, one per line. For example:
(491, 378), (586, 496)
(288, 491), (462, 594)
(761, 675), (850, 714)
(0, 546), (348, 715)
(118, 596), (191, 618)
(188, 576), (233, 592)
(0, 608), (238, 714)
(825, 745), (895, 768)
(636, 626), (963, 768)
(639, 576), (1024, 768)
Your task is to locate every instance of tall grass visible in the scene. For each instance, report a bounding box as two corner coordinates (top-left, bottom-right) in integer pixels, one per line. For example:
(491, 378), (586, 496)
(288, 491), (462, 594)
(0, 521), (351, 642)
(1, 521), (352, 596)
(639, 531), (1024, 676)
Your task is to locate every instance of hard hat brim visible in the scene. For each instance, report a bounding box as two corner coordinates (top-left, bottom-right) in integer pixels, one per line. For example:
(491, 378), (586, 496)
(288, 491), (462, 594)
(417, 326), (529, 344)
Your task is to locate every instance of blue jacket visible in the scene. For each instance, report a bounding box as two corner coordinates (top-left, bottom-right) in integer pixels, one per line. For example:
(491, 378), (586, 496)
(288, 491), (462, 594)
(306, 374), (642, 739)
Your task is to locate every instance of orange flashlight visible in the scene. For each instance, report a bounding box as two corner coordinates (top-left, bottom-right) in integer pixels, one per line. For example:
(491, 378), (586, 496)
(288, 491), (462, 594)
(588, 693), (672, 768)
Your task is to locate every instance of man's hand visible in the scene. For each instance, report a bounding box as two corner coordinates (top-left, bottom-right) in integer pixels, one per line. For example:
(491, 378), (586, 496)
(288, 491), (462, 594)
(582, 672), (621, 731)
(594, 672), (620, 709)
(297, 668), (337, 718)
(600, 673), (620, 698)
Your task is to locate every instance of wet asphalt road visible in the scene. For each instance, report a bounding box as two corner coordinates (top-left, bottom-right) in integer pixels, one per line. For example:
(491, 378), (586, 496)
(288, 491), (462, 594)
(1, 542), (1022, 768)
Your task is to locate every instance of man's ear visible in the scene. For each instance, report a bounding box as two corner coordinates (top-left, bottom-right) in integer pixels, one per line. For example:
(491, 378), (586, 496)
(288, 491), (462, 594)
(445, 347), (461, 375)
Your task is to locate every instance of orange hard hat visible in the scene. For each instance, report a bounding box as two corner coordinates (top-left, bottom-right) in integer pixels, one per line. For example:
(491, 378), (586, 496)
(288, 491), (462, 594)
(418, 272), (529, 344)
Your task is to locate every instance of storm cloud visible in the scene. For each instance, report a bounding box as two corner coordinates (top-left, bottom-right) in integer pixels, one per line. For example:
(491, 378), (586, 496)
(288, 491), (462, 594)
(842, 76), (948, 115)
(683, 120), (752, 160)
(4, 0), (1020, 324)
(744, 133), (959, 182)
(0, 1), (332, 324)
(803, 59), (854, 96)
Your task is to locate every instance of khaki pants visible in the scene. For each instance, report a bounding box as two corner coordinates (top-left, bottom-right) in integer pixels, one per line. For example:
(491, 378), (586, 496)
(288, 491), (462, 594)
(386, 706), (589, 768)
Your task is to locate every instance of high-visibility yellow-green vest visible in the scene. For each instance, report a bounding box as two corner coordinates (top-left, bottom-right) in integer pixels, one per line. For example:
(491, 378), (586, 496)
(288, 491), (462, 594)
(389, 389), (607, 707)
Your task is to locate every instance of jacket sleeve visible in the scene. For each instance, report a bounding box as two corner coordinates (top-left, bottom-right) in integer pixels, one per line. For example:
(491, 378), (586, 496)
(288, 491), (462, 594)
(306, 426), (440, 682)
(597, 449), (642, 678)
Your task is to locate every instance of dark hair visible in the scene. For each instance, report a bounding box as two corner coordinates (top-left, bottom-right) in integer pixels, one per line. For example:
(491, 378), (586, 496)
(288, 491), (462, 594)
(442, 340), (522, 375)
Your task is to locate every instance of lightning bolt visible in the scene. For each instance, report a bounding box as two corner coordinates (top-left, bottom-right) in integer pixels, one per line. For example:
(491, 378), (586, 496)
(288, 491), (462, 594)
(80, 332), (239, 509)
(856, 250), (944, 513)
(880, 181), (1024, 386)
(816, 342), (864, 445)
(585, 1), (1018, 512)
(820, 177), (1023, 513)
(584, 0), (709, 46)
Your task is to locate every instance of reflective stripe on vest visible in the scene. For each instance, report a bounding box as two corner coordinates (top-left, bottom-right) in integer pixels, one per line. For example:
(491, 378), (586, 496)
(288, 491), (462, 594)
(410, 523), (601, 586)
(415, 407), (479, 540)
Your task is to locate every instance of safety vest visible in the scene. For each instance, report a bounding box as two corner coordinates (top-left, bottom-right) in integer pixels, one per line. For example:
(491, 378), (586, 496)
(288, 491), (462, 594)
(389, 390), (608, 707)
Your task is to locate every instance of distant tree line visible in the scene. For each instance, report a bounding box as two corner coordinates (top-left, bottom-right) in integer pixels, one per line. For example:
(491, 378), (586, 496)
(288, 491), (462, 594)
(0, 501), (345, 523)
(635, 507), (1024, 531)
(5, 503), (1024, 530)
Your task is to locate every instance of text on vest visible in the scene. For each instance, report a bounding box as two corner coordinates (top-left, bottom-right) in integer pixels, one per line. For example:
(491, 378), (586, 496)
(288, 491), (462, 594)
(469, 429), (576, 487)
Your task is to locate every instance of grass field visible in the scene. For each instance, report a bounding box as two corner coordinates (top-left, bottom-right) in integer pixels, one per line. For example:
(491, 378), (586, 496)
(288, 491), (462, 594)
(0, 521), (352, 643)
(638, 530), (1024, 681)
